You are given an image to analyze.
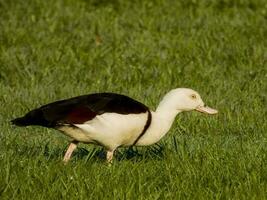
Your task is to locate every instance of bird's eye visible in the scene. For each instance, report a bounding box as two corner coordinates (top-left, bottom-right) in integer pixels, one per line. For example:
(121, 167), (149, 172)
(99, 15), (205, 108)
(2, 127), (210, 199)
(190, 94), (197, 99)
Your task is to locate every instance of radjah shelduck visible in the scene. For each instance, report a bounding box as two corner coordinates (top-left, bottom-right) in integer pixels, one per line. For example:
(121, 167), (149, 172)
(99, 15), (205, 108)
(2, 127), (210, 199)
(11, 88), (218, 163)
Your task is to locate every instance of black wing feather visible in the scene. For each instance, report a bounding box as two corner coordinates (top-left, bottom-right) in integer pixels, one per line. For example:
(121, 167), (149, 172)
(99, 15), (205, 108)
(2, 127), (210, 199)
(11, 93), (149, 127)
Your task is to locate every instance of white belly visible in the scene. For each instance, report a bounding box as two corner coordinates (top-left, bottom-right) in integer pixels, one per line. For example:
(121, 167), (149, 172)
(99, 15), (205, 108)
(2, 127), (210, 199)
(58, 112), (148, 150)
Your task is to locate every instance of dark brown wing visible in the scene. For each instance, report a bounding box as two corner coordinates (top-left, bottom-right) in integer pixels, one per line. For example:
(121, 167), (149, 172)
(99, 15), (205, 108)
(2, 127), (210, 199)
(11, 93), (149, 127)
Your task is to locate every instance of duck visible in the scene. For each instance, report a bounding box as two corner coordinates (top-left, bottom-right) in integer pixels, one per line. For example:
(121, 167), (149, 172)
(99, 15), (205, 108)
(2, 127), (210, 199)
(11, 88), (218, 163)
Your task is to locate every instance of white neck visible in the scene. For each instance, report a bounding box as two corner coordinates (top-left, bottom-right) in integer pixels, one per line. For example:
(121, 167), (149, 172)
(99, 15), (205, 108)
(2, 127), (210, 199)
(136, 100), (182, 146)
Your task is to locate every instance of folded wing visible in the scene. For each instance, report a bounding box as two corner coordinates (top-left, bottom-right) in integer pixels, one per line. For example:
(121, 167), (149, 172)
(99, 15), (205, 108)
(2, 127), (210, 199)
(11, 93), (149, 127)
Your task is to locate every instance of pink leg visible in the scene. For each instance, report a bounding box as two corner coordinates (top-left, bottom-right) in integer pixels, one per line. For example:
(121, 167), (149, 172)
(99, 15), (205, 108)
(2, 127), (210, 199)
(63, 141), (78, 163)
(106, 150), (115, 163)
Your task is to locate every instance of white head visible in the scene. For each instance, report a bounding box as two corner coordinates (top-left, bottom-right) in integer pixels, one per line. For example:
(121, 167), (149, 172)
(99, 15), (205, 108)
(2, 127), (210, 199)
(157, 88), (218, 114)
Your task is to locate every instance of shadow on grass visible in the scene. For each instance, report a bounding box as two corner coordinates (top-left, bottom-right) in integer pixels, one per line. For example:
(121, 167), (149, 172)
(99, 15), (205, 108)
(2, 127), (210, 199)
(75, 144), (166, 162)
(80, 0), (121, 11)
(10, 143), (166, 163)
(63, 143), (166, 162)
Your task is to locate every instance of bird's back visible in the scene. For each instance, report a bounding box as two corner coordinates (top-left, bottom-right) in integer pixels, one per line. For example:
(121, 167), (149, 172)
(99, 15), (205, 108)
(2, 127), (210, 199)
(11, 93), (149, 128)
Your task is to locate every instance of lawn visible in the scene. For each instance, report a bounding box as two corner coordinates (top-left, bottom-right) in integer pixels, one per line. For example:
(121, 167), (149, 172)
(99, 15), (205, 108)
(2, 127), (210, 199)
(0, 0), (266, 199)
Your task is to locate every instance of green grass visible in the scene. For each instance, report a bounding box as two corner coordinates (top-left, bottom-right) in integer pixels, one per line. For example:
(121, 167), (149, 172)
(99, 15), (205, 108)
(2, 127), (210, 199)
(0, 0), (267, 199)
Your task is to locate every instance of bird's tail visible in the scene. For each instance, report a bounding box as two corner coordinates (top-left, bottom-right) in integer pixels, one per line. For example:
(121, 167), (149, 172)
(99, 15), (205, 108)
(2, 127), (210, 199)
(11, 109), (49, 127)
(11, 116), (31, 126)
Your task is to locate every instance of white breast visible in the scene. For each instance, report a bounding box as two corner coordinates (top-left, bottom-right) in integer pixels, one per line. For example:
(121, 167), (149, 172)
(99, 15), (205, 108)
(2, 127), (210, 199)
(135, 111), (176, 146)
(60, 112), (149, 150)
